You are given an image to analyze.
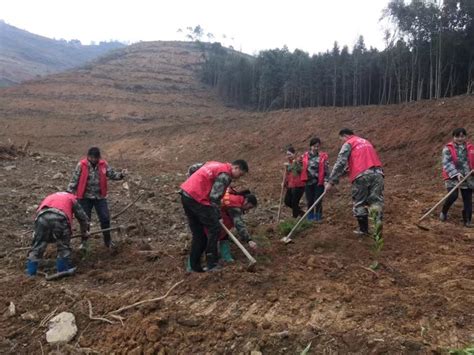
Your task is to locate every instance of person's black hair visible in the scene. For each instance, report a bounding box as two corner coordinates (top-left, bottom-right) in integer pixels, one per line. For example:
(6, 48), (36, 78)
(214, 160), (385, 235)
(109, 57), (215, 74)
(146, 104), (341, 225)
(452, 127), (467, 137)
(245, 193), (258, 207)
(309, 137), (321, 147)
(235, 189), (251, 196)
(339, 128), (354, 136)
(87, 147), (101, 158)
(232, 159), (249, 173)
(286, 145), (296, 154)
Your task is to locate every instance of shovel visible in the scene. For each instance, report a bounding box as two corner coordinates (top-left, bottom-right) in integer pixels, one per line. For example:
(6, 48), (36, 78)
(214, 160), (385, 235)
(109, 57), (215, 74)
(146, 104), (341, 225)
(417, 170), (473, 230)
(219, 221), (257, 271)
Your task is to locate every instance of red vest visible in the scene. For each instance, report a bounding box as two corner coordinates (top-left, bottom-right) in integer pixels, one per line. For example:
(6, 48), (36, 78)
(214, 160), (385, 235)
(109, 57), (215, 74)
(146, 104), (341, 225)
(346, 136), (383, 182)
(285, 159), (305, 188)
(37, 192), (77, 229)
(300, 151), (328, 186)
(76, 159), (108, 199)
(442, 142), (474, 180)
(180, 161), (233, 206)
(219, 190), (245, 240)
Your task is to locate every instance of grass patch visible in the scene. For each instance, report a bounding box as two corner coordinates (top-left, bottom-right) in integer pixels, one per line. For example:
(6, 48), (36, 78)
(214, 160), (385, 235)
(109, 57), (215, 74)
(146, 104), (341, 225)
(449, 346), (474, 355)
(278, 218), (312, 237)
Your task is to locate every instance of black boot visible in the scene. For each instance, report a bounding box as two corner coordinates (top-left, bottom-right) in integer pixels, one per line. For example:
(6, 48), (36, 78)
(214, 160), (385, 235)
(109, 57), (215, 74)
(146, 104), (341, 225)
(354, 216), (369, 236)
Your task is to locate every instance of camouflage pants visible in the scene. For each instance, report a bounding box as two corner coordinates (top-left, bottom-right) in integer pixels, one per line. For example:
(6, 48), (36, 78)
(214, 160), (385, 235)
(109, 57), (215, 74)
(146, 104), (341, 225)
(351, 173), (384, 218)
(27, 212), (72, 262)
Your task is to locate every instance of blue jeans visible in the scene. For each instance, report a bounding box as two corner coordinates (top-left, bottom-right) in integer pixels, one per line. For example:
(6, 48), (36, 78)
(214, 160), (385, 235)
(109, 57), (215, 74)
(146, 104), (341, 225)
(79, 198), (111, 246)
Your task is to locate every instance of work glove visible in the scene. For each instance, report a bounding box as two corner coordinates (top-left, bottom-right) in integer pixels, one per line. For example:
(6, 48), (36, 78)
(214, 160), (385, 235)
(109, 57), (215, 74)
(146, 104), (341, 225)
(248, 240), (257, 250)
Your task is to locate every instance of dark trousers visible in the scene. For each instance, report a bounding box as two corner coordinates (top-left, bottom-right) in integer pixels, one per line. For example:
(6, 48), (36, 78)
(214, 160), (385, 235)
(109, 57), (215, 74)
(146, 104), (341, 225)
(181, 194), (220, 271)
(442, 188), (473, 223)
(284, 187), (305, 218)
(79, 198), (111, 246)
(305, 184), (325, 214)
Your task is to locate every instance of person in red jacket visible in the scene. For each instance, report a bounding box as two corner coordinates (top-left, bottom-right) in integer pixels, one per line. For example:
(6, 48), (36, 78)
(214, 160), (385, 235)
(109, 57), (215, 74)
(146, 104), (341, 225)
(440, 128), (474, 227)
(325, 128), (384, 235)
(180, 160), (248, 272)
(301, 138), (330, 222)
(218, 188), (258, 262)
(26, 192), (89, 276)
(283, 146), (305, 218)
(67, 147), (126, 248)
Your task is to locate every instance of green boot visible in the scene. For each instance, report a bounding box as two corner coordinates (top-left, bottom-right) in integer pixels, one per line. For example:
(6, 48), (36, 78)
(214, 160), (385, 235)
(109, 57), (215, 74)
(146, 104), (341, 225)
(219, 240), (234, 262)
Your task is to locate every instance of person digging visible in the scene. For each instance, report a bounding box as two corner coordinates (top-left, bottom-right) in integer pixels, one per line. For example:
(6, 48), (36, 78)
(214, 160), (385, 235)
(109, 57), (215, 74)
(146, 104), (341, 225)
(67, 147), (127, 249)
(440, 127), (474, 227)
(325, 128), (384, 235)
(180, 160), (249, 272)
(26, 192), (89, 276)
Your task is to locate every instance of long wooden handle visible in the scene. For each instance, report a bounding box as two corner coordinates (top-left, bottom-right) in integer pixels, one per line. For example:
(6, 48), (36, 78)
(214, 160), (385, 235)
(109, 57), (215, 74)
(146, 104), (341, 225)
(418, 170), (473, 222)
(285, 189), (327, 241)
(71, 224), (134, 239)
(219, 221), (256, 264)
(276, 167), (287, 222)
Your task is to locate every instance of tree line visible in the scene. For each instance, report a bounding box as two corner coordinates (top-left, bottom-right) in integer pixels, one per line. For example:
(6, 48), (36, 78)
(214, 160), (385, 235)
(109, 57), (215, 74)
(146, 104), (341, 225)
(199, 0), (474, 110)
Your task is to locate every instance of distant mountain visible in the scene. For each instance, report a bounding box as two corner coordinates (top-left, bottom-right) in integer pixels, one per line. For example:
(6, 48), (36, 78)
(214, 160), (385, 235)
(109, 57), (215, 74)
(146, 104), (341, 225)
(0, 21), (126, 86)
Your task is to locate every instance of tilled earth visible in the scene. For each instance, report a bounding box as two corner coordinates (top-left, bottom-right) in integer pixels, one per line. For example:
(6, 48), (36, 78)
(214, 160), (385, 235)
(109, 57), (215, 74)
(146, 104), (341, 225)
(1, 140), (474, 354)
(0, 41), (474, 353)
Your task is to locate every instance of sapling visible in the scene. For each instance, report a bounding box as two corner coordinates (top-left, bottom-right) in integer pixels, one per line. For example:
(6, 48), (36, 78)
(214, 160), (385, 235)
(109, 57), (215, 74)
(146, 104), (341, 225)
(369, 206), (384, 270)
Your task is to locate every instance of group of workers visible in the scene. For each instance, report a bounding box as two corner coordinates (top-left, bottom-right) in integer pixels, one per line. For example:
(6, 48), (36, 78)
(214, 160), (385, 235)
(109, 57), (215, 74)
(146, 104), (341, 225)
(24, 127), (473, 276)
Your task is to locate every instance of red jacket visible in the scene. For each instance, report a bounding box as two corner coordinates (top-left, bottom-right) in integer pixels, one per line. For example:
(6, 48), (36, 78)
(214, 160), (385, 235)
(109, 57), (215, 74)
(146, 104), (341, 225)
(37, 192), (77, 229)
(76, 159), (108, 199)
(442, 141), (474, 180)
(285, 159), (305, 188)
(300, 151), (328, 186)
(180, 161), (233, 206)
(219, 190), (245, 240)
(346, 136), (383, 182)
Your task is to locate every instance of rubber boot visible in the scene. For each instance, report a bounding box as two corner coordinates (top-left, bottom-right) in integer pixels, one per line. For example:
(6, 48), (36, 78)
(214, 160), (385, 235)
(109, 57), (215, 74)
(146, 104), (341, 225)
(26, 260), (38, 276)
(307, 211), (315, 221)
(185, 256), (192, 272)
(354, 216), (369, 236)
(314, 212), (323, 223)
(219, 240), (234, 262)
(103, 233), (112, 248)
(56, 258), (71, 273)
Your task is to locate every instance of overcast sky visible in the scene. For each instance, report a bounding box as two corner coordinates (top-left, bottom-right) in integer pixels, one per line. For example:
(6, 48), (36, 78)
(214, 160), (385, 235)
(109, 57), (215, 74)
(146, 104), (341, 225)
(1, 0), (393, 55)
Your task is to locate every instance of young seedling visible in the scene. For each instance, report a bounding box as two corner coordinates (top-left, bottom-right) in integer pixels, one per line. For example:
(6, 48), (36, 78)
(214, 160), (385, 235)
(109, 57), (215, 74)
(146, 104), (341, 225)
(369, 207), (384, 270)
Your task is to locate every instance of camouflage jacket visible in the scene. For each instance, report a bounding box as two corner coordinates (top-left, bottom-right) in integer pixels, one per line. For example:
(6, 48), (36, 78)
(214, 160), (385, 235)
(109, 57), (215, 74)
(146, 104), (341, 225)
(442, 144), (474, 189)
(329, 142), (383, 184)
(225, 207), (252, 242)
(67, 160), (124, 199)
(306, 152), (330, 185)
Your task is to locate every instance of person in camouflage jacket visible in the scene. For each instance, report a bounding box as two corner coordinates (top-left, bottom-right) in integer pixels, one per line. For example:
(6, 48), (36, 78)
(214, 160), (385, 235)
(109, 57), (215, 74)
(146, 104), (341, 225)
(440, 128), (474, 227)
(67, 147), (126, 248)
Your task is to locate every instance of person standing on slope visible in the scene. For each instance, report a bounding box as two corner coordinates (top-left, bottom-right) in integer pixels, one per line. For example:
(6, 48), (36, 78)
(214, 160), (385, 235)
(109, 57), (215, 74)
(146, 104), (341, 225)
(440, 127), (474, 227)
(283, 146), (305, 218)
(67, 147), (127, 248)
(301, 137), (329, 222)
(325, 129), (384, 235)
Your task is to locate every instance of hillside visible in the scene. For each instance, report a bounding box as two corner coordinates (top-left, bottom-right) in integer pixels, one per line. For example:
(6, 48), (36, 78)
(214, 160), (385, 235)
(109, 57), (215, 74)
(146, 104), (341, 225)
(0, 21), (125, 86)
(0, 41), (474, 353)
